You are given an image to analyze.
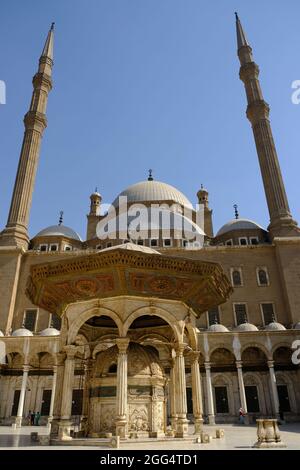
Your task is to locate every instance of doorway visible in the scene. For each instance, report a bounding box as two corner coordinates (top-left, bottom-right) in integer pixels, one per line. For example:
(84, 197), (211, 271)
(214, 386), (229, 414)
(245, 385), (260, 413)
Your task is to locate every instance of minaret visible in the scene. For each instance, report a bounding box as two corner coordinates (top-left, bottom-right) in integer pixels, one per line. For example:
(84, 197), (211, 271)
(86, 189), (102, 240)
(197, 185), (213, 238)
(235, 13), (299, 237)
(0, 24), (54, 248)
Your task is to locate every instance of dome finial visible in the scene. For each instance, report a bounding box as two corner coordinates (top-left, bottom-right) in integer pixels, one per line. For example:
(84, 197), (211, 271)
(95, 186), (98, 193)
(148, 169), (153, 181)
(233, 204), (239, 219)
(58, 210), (64, 226)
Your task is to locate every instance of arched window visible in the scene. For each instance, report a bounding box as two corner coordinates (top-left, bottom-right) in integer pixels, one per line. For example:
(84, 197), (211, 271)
(231, 269), (242, 286)
(258, 268), (268, 286)
(208, 306), (220, 325)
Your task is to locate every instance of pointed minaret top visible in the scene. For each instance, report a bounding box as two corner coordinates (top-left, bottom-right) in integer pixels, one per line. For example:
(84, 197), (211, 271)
(235, 12), (249, 49)
(41, 23), (54, 60)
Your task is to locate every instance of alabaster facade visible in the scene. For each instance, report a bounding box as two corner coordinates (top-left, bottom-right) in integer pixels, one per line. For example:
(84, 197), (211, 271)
(0, 16), (300, 442)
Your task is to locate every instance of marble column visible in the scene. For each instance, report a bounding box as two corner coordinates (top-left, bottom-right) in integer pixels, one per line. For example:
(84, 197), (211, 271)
(58, 345), (77, 440)
(190, 351), (203, 434)
(268, 360), (280, 418)
(169, 359), (177, 431)
(82, 361), (90, 416)
(50, 352), (65, 437)
(204, 361), (215, 425)
(115, 338), (130, 438)
(47, 365), (57, 426)
(174, 343), (188, 437)
(236, 360), (249, 423)
(15, 365), (30, 427)
(81, 358), (94, 436)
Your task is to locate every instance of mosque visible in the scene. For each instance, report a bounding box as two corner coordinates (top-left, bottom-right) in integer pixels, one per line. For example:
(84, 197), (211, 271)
(0, 15), (299, 441)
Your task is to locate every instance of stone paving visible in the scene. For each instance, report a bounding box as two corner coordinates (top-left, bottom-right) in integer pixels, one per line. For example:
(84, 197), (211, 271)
(0, 423), (299, 450)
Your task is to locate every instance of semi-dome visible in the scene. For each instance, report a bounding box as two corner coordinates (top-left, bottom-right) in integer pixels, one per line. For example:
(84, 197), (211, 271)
(208, 323), (229, 332)
(235, 322), (258, 332)
(112, 180), (193, 209)
(0, 330), (4, 337)
(94, 342), (164, 378)
(216, 218), (265, 237)
(34, 224), (82, 241)
(39, 327), (60, 336)
(12, 327), (33, 337)
(265, 321), (286, 331)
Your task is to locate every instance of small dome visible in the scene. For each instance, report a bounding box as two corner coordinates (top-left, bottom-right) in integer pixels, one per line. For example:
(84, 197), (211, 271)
(39, 327), (60, 336)
(208, 323), (229, 332)
(91, 191), (101, 198)
(265, 321), (286, 331)
(216, 218), (265, 237)
(235, 322), (259, 332)
(293, 322), (300, 330)
(112, 180), (193, 209)
(12, 328), (33, 337)
(34, 225), (82, 241)
(197, 185), (208, 195)
(0, 330), (4, 337)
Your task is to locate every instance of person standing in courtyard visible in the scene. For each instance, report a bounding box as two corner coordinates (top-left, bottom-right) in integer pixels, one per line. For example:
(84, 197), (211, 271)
(239, 407), (246, 424)
(34, 411), (41, 426)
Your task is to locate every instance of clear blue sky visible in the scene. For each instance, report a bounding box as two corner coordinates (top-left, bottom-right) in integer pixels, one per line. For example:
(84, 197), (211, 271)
(1, 0), (300, 239)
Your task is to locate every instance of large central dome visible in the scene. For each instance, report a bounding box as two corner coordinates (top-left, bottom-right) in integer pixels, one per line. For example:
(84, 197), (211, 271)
(112, 180), (193, 209)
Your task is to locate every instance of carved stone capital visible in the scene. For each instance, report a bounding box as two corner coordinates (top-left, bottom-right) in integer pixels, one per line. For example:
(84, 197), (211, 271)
(189, 350), (201, 363)
(236, 360), (243, 369)
(115, 337), (130, 354)
(63, 344), (77, 360)
(174, 342), (185, 356)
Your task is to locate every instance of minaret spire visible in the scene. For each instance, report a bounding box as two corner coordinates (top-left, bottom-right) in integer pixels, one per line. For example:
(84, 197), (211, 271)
(235, 14), (299, 237)
(235, 12), (249, 49)
(41, 22), (54, 60)
(0, 24), (54, 248)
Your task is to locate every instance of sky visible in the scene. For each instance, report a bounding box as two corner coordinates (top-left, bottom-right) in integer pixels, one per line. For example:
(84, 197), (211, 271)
(0, 0), (300, 239)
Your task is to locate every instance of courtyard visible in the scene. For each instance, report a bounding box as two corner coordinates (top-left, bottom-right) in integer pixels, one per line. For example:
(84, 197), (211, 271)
(0, 423), (299, 450)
